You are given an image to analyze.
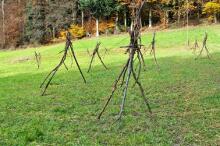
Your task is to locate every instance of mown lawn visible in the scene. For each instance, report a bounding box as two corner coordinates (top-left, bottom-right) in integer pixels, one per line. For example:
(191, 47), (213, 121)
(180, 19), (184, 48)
(0, 25), (220, 145)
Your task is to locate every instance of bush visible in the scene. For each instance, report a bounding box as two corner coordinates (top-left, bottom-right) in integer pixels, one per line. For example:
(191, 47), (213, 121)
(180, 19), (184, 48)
(203, 2), (220, 23)
(99, 21), (115, 34)
(208, 16), (214, 23)
(59, 25), (86, 40)
(84, 20), (96, 34)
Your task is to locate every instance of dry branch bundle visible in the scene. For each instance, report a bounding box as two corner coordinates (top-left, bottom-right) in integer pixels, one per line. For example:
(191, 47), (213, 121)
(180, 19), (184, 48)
(98, 1), (152, 121)
(40, 32), (86, 96)
(34, 51), (41, 69)
(196, 32), (211, 60)
(87, 42), (108, 73)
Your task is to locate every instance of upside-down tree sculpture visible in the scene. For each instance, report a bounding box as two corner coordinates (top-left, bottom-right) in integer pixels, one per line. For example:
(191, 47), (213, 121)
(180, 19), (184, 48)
(40, 32), (86, 96)
(98, 0), (152, 120)
(196, 32), (210, 60)
(87, 42), (108, 73)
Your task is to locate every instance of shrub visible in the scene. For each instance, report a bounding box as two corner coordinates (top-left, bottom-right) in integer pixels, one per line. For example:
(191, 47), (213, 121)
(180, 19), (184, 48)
(59, 30), (66, 40)
(203, 2), (220, 23)
(59, 25), (86, 40)
(208, 16), (214, 23)
(69, 24), (86, 39)
(99, 21), (115, 34)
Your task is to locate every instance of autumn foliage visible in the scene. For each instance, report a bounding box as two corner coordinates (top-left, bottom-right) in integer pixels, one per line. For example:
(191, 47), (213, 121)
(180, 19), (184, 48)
(59, 25), (85, 40)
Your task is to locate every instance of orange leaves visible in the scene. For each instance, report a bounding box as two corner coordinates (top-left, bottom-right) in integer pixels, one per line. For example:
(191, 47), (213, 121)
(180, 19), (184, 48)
(84, 19), (115, 35)
(99, 21), (115, 34)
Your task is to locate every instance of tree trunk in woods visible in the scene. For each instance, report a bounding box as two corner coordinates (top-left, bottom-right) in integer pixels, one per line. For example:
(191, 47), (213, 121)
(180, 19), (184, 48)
(177, 8), (181, 26)
(124, 11), (127, 30)
(164, 11), (166, 27)
(81, 11), (84, 27)
(52, 26), (55, 39)
(130, 21), (133, 31)
(115, 12), (119, 34)
(140, 17), (142, 29)
(96, 18), (99, 37)
(166, 10), (169, 27)
(214, 13), (218, 24)
(149, 8), (152, 28)
(72, 0), (77, 24)
(1, 0), (5, 48)
(197, 11), (200, 23)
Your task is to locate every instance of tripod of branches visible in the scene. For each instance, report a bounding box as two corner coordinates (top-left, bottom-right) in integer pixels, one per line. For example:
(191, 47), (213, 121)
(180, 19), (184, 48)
(40, 32), (86, 96)
(196, 32), (211, 60)
(191, 38), (199, 53)
(98, 1), (152, 121)
(35, 51), (41, 69)
(145, 32), (159, 69)
(87, 42), (108, 73)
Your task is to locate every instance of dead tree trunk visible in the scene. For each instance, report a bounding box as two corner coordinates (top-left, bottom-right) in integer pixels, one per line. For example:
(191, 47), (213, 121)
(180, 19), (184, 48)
(87, 42), (108, 73)
(40, 32), (86, 96)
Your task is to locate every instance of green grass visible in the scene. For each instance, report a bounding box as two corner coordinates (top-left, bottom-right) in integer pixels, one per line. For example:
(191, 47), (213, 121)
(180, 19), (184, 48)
(0, 25), (220, 145)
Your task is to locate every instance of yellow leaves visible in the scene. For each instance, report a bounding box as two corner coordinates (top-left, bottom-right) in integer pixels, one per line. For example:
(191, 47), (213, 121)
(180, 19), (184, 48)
(207, 16), (214, 23)
(59, 25), (86, 40)
(203, 2), (220, 14)
(59, 31), (66, 40)
(182, 1), (196, 11)
(69, 24), (86, 39)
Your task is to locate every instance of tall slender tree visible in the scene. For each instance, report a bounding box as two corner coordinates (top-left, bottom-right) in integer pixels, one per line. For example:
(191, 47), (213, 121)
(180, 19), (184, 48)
(32, 0), (47, 43)
(79, 0), (116, 37)
(145, 0), (158, 28)
(1, 0), (5, 48)
(24, 0), (47, 44)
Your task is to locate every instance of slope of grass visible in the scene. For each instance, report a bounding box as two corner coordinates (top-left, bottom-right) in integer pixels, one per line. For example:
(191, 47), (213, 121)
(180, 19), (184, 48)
(0, 25), (220, 145)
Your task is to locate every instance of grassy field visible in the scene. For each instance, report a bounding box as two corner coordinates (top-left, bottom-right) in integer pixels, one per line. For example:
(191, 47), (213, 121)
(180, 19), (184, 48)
(0, 25), (220, 145)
